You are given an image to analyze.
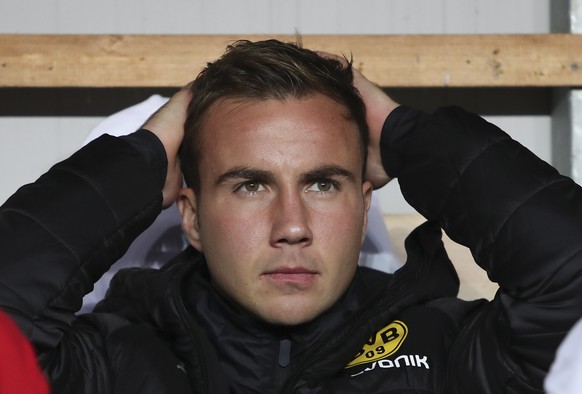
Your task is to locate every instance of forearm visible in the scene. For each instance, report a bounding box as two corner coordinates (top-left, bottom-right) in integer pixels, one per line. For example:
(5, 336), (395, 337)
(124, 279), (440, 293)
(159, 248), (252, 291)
(0, 130), (166, 351)
(380, 105), (582, 387)
(379, 105), (581, 282)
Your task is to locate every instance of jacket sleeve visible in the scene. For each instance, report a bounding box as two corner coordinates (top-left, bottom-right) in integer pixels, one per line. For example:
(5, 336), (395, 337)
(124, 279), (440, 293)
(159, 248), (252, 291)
(0, 130), (166, 361)
(380, 106), (582, 393)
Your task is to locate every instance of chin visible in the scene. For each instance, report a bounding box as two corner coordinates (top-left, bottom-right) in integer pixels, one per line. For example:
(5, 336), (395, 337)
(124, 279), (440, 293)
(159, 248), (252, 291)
(268, 316), (312, 327)
(260, 306), (322, 327)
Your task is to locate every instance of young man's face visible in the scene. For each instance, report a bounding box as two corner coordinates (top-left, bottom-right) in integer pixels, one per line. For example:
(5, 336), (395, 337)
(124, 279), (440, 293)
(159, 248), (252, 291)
(179, 93), (372, 326)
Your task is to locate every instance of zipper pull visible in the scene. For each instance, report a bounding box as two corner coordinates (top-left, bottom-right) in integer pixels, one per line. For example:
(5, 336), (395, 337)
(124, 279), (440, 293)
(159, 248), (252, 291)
(278, 339), (291, 367)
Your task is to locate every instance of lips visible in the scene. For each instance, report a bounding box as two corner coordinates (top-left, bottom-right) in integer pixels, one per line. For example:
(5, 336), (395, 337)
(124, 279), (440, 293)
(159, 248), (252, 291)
(262, 267), (319, 287)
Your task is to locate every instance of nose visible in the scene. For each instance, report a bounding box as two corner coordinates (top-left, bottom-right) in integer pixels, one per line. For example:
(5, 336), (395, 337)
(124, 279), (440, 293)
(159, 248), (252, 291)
(270, 189), (313, 247)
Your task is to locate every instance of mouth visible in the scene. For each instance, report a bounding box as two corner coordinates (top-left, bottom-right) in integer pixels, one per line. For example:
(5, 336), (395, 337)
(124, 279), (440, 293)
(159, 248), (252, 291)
(261, 267), (319, 287)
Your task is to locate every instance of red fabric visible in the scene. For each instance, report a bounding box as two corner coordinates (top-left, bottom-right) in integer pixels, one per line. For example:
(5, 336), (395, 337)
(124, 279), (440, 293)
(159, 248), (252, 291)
(0, 310), (50, 394)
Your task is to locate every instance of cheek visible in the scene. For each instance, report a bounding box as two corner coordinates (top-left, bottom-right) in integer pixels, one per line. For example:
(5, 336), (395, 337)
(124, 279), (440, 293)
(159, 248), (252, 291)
(315, 195), (366, 234)
(198, 203), (269, 257)
(314, 207), (366, 253)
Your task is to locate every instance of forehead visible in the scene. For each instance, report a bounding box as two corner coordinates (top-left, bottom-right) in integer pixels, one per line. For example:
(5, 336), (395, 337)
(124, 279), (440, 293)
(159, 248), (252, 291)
(197, 94), (362, 174)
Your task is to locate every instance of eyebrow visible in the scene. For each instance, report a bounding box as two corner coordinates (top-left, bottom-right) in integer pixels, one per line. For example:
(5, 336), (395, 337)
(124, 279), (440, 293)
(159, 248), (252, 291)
(215, 167), (275, 187)
(299, 165), (355, 184)
(214, 165), (355, 187)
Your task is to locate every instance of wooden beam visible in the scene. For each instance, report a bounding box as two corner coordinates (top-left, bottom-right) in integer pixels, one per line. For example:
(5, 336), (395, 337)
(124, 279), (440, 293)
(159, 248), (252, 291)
(1, 34), (581, 88)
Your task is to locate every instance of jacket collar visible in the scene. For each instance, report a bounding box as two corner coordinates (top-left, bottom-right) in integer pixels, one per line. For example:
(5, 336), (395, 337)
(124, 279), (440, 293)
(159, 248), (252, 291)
(98, 221), (459, 392)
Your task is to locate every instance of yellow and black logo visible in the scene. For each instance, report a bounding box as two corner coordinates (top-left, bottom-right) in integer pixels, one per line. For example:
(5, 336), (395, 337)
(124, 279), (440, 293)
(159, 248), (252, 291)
(346, 320), (408, 368)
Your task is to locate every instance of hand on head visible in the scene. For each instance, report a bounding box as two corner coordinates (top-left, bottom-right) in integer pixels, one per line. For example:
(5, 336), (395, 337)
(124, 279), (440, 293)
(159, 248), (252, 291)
(145, 48), (398, 211)
(317, 51), (399, 189)
(142, 84), (192, 208)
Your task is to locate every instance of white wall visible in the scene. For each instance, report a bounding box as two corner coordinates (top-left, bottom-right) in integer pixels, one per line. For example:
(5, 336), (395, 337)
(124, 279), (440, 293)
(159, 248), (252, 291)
(0, 0), (552, 212)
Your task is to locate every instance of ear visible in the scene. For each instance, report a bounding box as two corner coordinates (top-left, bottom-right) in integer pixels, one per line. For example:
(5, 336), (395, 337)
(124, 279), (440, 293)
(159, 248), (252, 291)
(361, 181), (373, 245)
(177, 188), (203, 252)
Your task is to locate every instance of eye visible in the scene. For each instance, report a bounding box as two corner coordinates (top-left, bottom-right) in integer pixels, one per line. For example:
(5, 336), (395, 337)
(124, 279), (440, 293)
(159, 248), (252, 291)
(236, 181), (266, 193)
(306, 180), (338, 193)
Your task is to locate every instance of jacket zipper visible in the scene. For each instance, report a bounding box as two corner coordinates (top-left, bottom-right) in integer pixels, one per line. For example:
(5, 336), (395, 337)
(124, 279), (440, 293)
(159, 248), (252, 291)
(172, 281), (210, 394)
(277, 338), (292, 389)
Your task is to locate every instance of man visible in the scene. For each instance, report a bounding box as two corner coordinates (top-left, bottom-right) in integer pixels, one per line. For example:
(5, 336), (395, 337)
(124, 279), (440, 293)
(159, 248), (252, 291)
(1, 39), (581, 393)
(77, 93), (401, 314)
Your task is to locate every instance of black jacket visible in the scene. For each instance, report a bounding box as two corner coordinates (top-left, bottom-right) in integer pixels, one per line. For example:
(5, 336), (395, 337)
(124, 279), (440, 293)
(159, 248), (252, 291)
(1, 106), (581, 393)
